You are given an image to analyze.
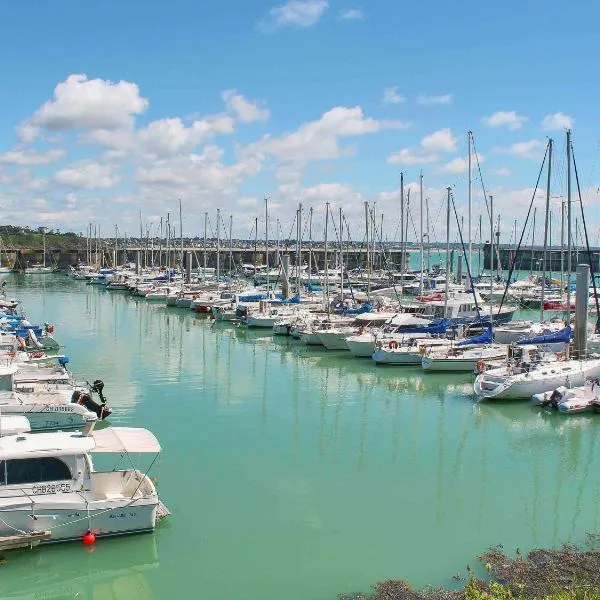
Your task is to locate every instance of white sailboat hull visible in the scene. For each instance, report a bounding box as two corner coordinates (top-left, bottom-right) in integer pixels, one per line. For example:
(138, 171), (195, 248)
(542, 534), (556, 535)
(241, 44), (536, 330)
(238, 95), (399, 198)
(316, 331), (350, 350)
(372, 348), (422, 365)
(474, 359), (600, 400)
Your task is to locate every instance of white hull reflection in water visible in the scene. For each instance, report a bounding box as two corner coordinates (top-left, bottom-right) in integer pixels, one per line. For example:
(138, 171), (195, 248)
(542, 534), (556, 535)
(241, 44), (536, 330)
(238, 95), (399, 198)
(6, 275), (600, 600)
(0, 534), (159, 600)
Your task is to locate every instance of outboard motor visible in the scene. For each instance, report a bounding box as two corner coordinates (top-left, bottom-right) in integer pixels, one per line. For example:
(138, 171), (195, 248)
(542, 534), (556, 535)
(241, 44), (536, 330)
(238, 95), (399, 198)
(91, 380), (106, 403)
(71, 389), (112, 420)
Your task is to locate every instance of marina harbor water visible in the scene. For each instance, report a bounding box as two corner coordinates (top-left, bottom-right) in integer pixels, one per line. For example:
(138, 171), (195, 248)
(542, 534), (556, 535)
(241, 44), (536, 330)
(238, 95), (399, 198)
(1, 273), (600, 600)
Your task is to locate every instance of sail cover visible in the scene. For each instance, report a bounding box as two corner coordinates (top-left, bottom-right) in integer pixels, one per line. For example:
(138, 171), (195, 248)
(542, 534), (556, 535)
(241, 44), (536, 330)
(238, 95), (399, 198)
(457, 327), (493, 346)
(518, 325), (572, 346)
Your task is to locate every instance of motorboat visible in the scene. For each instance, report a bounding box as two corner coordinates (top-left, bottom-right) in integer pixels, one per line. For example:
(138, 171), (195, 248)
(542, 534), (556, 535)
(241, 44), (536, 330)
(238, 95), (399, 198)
(0, 424), (169, 544)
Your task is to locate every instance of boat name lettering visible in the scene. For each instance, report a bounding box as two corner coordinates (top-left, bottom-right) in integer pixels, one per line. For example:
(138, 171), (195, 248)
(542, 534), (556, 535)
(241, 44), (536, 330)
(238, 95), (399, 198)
(43, 405), (74, 412)
(32, 483), (71, 495)
(109, 512), (137, 519)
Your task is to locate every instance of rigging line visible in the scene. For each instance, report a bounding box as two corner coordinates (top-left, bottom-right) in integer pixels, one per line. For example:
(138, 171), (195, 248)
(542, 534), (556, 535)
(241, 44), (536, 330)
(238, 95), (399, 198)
(497, 140), (550, 313)
(571, 142), (600, 332)
(471, 134), (490, 219)
(367, 204), (403, 303)
(450, 192), (482, 320)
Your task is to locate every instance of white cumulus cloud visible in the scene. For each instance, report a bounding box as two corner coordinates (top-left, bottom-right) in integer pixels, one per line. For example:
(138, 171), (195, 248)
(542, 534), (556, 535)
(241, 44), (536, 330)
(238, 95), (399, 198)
(482, 110), (528, 130)
(53, 160), (121, 190)
(421, 128), (457, 152)
(382, 86), (405, 105)
(19, 74), (148, 142)
(541, 112), (574, 131)
(256, 105), (407, 180)
(260, 0), (328, 29)
(221, 90), (270, 123)
(0, 148), (65, 166)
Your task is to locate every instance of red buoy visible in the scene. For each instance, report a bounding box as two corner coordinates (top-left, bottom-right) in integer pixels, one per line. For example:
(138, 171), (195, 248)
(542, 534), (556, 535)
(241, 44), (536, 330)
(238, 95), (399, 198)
(82, 530), (96, 545)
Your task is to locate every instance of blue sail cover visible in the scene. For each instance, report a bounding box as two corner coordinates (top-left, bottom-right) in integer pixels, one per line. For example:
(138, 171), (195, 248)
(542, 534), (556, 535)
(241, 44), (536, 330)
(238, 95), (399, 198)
(337, 302), (373, 315)
(518, 325), (572, 346)
(272, 294), (301, 305)
(457, 327), (493, 346)
(398, 318), (451, 334)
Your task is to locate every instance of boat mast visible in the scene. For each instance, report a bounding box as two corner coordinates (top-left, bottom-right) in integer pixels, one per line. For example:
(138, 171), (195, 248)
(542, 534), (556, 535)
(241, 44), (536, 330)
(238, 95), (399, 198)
(229, 214), (233, 275)
(264, 197), (269, 296)
(254, 217), (258, 272)
(114, 225), (118, 268)
(308, 207), (313, 289)
(530, 207), (537, 277)
(419, 172), (424, 297)
(179, 199), (184, 276)
(426, 197), (430, 271)
(540, 138), (553, 323)
(297, 204), (302, 294)
(339, 206), (344, 296)
(468, 131), (473, 287)
(364, 201), (370, 299)
(444, 187), (451, 317)
(399, 172), (405, 301)
(42, 227), (47, 268)
(216, 208), (220, 283)
(489, 195), (494, 327)
(567, 127), (573, 314)
(325, 202), (330, 314)
(203, 212), (207, 281)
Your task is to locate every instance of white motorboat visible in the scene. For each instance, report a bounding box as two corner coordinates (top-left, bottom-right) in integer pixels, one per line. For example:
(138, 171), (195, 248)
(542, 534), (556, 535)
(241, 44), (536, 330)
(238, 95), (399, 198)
(474, 347), (600, 400)
(0, 364), (111, 430)
(422, 344), (507, 372)
(0, 425), (169, 544)
(372, 338), (451, 365)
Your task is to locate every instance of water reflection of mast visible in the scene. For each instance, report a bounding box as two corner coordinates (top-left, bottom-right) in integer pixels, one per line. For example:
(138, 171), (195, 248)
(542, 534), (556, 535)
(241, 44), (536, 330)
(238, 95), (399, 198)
(569, 423), (596, 540)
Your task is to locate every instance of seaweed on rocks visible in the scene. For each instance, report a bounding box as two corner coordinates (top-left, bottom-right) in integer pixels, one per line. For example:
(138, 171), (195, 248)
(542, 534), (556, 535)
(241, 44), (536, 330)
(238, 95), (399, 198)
(342, 538), (600, 600)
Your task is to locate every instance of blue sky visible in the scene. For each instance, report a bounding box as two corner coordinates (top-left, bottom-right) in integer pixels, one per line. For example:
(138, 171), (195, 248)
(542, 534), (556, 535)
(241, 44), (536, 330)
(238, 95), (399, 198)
(0, 0), (599, 243)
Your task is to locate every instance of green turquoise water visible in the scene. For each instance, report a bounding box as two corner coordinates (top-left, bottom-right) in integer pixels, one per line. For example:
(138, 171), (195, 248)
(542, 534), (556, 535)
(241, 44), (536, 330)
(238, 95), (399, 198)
(0, 274), (598, 600)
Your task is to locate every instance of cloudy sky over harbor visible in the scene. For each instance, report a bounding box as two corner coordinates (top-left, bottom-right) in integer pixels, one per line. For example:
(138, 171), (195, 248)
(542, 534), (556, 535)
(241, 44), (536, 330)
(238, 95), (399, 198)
(1, 0), (599, 243)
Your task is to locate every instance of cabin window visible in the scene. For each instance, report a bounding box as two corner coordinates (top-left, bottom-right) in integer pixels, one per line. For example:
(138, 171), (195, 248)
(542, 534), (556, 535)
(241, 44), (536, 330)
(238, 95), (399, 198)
(5, 458), (72, 485)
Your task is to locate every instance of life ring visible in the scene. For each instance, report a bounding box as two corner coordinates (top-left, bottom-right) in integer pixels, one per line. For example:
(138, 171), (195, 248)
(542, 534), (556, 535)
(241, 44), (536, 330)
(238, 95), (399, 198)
(476, 359), (485, 374)
(17, 337), (26, 350)
(419, 346), (426, 355)
(388, 340), (399, 350)
(45, 323), (55, 334)
(556, 352), (565, 361)
(32, 351), (45, 359)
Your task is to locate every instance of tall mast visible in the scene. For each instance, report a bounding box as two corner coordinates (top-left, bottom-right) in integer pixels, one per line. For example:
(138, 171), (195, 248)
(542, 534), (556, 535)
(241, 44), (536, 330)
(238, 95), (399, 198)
(203, 212), (207, 281)
(419, 172), (424, 297)
(179, 199), (184, 275)
(324, 202), (330, 314)
(308, 207), (313, 289)
(254, 217), (258, 271)
(264, 197), (269, 295)
(364, 201), (370, 298)
(296, 203), (302, 294)
(399, 172), (404, 281)
(444, 187), (451, 317)
(567, 127), (572, 315)
(425, 197), (430, 271)
(468, 130), (473, 286)
(540, 139), (553, 322)
(114, 224), (118, 268)
(530, 207), (537, 277)
(339, 206), (344, 295)
(228, 214), (233, 274)
(489, 195), (494, 327)
(216, 208), (220, 282)
(166, 213), (170, 272)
